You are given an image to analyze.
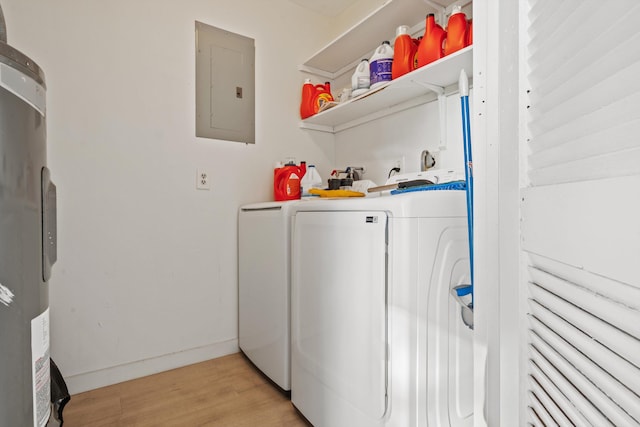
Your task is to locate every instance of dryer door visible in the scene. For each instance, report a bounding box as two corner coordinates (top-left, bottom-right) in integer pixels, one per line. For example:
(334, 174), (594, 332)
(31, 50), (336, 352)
(421, 221), (473, 427)
(292, 210), (388, 427)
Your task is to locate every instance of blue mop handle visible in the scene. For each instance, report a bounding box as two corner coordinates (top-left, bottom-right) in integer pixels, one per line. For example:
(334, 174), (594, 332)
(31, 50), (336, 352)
(458, 69), (474, 301)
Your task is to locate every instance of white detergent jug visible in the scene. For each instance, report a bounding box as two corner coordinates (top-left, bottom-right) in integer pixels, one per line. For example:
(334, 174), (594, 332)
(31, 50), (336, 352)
(301, 165), (323, 196)
(369, 41), (393, 89)
(351, 59), (370, 97)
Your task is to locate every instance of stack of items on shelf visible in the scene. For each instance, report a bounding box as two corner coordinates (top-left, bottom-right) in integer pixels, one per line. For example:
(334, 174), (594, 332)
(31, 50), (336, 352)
(298, 5), (472, 119)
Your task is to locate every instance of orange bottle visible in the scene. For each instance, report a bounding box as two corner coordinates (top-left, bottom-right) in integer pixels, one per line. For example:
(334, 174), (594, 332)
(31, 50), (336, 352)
(412, 37), (422, 70)
(444, 6), (468, 56)
(467, 19), (473, 46)
(274, 161), (306, 201)
(392, 25), (417, 80)
(300, 79), (315, 119)
(417, 14), (447, 68)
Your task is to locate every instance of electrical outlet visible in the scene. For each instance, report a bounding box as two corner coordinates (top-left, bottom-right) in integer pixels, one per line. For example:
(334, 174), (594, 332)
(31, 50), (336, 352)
(393, 157), (405, 173)
(196, 169), (210, 190)
(349, 164), (366, 174)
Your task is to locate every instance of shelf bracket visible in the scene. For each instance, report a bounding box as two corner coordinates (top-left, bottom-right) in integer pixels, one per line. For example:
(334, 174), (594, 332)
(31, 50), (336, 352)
(415, 82), (447, 150)
(422, 0), (446, 23)
(422, 0), (446, 15)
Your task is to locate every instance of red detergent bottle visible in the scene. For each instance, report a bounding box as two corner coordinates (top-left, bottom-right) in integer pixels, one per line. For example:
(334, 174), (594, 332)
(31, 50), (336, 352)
(274, 161), (306, 201)
(417, 14), (447, 68)
(300, 79), (315, 119)
(412, 36), (422, 70)
(392, 25), (417, 79)
(444, 6), (468, 56)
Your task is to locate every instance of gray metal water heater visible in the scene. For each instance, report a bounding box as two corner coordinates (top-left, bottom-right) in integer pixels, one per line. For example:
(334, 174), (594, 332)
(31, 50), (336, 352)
(0, 4), (64, 426)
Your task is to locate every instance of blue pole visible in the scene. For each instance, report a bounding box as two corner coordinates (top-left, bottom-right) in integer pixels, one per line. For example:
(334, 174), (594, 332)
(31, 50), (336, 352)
(458, 70), (474, 303)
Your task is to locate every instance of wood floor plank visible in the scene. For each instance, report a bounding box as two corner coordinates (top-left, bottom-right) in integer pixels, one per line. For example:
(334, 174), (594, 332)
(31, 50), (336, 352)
(63, 353), (310, 427)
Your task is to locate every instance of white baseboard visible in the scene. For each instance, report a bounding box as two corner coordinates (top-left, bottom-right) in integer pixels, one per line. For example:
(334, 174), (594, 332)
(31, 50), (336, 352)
(65, 339), (239, 394)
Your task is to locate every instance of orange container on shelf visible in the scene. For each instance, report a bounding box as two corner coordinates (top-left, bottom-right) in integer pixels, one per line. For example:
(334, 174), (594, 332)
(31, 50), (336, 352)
(274, 161), (306, 201)
(444, 6), (469, 56)
(392, 25), (417, 80)
(467, 19), (473, 46)
(300, 81), (333, 119)
(300, 79), (315, 119)
(416, 14), (447, 68)
(412, 37), (422, 70)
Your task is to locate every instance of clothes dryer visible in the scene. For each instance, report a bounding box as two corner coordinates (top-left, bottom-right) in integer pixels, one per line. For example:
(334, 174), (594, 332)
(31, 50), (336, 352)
(290, 171), (473, 427)
(238, 200), (303, 390)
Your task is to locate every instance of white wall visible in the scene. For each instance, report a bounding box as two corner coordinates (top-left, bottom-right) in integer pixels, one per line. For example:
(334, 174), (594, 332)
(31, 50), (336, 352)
(3, 0), (334, 393)
(335, 93), (469, 185)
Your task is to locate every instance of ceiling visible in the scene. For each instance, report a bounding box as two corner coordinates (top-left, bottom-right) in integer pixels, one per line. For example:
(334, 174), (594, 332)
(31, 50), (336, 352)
(288, 0), (362, 17)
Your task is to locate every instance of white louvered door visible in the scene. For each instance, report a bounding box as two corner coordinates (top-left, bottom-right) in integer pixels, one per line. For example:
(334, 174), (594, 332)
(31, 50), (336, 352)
(521, 1), (640, 426)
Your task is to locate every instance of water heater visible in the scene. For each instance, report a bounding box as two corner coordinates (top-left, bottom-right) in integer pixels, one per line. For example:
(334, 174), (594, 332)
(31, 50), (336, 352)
(0, 5), (67, 426)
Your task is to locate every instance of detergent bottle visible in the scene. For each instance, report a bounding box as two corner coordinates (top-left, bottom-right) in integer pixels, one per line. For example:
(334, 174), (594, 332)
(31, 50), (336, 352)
(417, 14), (447, 68)
(444, 6), (468, 56)
(300, 79), (315, 119)
(467, 19), (473, 46)
(392, 25), (417, 80)
(310, 82), (334, 115)
(351, 59), (370, 97)
(300, 165), (323, 197)
(369, 41), (393, 90)
(274, 160), (306, 201)
(412, 36), (422, 70)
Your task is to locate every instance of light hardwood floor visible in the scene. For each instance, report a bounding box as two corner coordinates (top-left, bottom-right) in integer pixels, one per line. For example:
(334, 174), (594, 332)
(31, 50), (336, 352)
(63, 353), (311, 427)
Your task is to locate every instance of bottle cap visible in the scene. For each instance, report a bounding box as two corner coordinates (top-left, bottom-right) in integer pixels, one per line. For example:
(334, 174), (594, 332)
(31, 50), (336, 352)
(396, 25), (410, 37)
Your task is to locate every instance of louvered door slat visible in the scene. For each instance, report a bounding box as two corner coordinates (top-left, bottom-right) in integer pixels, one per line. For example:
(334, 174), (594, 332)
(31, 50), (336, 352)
(529, 282), (640, 370)
(530, 317), (640, 425)
(530, 299), (640, 398)
(530, 118), (640, 171)
(529, 267), (640, 340)
(531, 31), (640, 115)
(528, 1), (604, 75)
(528, 254), (640, 312)
(530, 93), (639, 155)
(529, 3), (640, 93)
(529, 62), (640, 140)
(529, 360), (588, 426)
(528, 374), (574, 426)
(528, 391), (559, 426)
(529, 345), (612, 426)
(527, 405), (546, 427)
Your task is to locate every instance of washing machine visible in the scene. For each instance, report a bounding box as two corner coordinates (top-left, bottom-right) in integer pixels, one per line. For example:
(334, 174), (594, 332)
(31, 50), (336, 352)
(289, 171), (474, 427)
(238, 200), (305, 391)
